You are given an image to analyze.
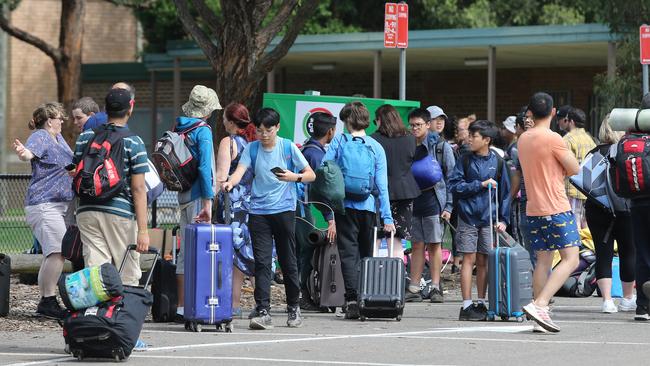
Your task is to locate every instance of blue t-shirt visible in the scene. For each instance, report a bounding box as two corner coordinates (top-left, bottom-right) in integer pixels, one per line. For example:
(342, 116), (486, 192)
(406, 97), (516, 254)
(25, 130), (74, 206)
(238, 138), (308, 215)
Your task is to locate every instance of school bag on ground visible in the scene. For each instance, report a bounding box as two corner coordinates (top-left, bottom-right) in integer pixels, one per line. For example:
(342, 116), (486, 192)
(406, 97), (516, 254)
(151, 226), (178, 322)
(63, 246), (159, 361)
(308, 240), (345, 309)
(73, 124), (134, 202)
(357, 229), (405, 321)
(610, 133), (650, 198)
(556, 262), (597, 297)
(151, 121), (209, 192)
(485, 184), (533, 322)
(335, 134), (376, 201)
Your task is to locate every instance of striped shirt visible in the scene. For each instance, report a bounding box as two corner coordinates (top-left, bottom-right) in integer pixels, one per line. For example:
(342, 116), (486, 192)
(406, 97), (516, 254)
(73, 125), (149, 219)
(563, 128), (596, 200)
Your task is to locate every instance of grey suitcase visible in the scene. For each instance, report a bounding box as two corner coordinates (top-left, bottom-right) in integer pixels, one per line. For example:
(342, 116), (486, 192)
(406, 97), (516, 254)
(486, 184), (533, 322)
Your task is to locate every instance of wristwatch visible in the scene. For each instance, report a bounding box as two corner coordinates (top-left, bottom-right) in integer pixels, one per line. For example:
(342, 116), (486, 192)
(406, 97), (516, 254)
(296, 174), (303, 182)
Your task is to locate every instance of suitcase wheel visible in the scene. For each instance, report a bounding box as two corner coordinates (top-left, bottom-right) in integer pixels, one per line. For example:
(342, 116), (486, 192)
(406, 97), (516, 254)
(73, 350), (83, 361)
(359, 316), (367, 322)
(216, 322), (233, 332)
(396, 315), (402, 322)
(185, 321), (202, 332)
(516, 316), (525, 323)
(486, 314), (495, 321)
(500, 316), (509, 321)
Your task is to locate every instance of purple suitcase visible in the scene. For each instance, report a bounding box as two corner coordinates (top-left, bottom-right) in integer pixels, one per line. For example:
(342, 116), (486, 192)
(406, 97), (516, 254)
(184, 223), (234, 332)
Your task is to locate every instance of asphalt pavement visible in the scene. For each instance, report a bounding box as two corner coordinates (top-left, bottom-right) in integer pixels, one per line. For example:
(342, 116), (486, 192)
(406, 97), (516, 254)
(1, 295), (649, 366)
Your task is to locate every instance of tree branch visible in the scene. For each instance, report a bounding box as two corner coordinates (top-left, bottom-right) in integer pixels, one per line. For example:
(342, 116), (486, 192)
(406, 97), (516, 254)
(102, 0), (155, 9)
(255, 0), (298, 49)
(172, 0), (218, 62)
(190, 0), (222, 39)
(255, 0), (318, 74)
(0, 13), (61, 62)
(251, 0), (272, 29)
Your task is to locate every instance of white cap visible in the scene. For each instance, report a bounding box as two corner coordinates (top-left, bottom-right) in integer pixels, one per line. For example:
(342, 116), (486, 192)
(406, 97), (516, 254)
(426, 105), (446, 119)
(503, 116), (517, 134)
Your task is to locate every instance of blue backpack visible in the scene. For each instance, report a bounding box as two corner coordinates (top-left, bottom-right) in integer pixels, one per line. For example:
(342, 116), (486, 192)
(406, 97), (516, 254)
(336, 134), (376, 201)
(249, 138), (294, 172)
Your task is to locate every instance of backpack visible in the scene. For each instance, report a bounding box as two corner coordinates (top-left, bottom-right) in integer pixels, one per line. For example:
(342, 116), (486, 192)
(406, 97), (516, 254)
(570, 145), (610, 210)
(460, 151), (504, 183)
(557, 262), (597, 297)
(151, 121), (208, 192)
(411, 153), (443, 190)
(610, 133), (650, 198)
(73, 124), (134, 202)
(144, 159), (164, 204)
(309, 160), (345, 213)
(335, 134), (376, 201)
(249, 138), (294, 172)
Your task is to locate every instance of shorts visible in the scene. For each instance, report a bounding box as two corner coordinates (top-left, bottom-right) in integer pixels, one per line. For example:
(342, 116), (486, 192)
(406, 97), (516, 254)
(175, 200), (202, 275)
(25, 201), (71, 256)
(455, 218), (493, 255)
(411, 215), (443, 244)
(526, 211), (581, 251)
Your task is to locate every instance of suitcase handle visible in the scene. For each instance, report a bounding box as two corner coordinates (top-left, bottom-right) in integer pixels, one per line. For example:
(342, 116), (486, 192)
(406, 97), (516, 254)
(217, 259), (222, 289)
(120, 245), (160, 288)
(372, 227), (395, 258)
(488, 183), (500, 248)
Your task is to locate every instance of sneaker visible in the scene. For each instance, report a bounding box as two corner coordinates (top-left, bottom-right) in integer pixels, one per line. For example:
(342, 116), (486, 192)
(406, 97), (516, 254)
(344, 300), (360, 320)
(619, 296), (637, 312)
(272, 272), (284, 285)
(249, 309), (273, 330)
(532, 321), (550, 334)
(643, 281), (650, 301)
(429, 287), (444, 303)
(602, 299), (618, 313)
(451, 264), (460, 274)
(133, 339), (148, 352)
(299, 297), (322, 312)
(523, 302), (560, 333)
(634, 305), (650, 321)
(458, 304), (487, 321)
(287, 306), (303, 328)
(405, 289), (423, 303)
(475, 302), (488, 315)
(248, 308), (260, 319)
(36, 297), (66, 320)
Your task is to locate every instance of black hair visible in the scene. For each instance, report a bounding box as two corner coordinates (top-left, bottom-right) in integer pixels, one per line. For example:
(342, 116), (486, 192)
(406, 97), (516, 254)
(527, 92), (554, 119)
(443, 116), (457, 141)
(515, 105), (528, 129)
(253, 107), (280, 128)
(311, 115), (336, 138)
(568, 107), (586, 128)
(107, 109), (129, 119)
(642, 93), (650, 109)
(407, 108), (431, 123)
(468, 119), (498, 145)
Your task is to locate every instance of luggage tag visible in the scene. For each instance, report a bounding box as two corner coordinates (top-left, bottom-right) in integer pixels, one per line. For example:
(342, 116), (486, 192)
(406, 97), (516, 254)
(84, 306), (99, 317)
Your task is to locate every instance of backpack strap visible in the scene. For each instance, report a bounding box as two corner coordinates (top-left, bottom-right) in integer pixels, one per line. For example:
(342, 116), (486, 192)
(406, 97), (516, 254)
(249, 138), (294, 172)
(283, 138), (294, 173)
(435, 139), (446, 175)
(249, 140), (260, 171)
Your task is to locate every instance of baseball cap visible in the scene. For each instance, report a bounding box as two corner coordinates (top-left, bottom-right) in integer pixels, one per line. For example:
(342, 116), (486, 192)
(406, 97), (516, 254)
(502, 116), (516, 134)
(426, 105), (447, 119)
(105, 88), (132, 113)
(556, 105), (572, 119)
(306, 112), (337, 136)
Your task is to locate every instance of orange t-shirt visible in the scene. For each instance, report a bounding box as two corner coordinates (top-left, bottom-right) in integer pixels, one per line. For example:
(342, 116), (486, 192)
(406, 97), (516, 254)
(517, 127), (572, 216)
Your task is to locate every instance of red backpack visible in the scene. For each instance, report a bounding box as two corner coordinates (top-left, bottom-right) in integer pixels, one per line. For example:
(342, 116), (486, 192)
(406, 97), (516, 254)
(611, 133), (650, 198)
(74, 124), (134, 202)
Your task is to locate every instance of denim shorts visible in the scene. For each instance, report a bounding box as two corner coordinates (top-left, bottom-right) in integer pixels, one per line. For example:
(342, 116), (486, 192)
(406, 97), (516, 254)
(526, 211), (581, 251)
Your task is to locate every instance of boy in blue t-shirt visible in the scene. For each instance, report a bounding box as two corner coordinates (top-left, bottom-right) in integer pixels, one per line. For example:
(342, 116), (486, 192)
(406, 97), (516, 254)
(449, 120), (510, 321)
(223, 108), (316, 330)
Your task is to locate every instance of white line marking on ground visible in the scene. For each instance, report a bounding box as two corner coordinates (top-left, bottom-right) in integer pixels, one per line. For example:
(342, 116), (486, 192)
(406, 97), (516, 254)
(381, 335), (650, 346)
(142, 329), (337, 337)
(5, 356), (71, 366)
(130, 354), (452, 365)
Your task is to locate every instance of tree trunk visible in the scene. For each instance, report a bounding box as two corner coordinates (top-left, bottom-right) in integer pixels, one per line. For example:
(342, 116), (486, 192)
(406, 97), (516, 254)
(59, 0), (85, 145)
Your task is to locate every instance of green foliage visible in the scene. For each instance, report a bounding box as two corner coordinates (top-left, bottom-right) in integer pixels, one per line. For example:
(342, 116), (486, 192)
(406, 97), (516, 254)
(539, 4), (585, 25)
(594, 39), (642, 116)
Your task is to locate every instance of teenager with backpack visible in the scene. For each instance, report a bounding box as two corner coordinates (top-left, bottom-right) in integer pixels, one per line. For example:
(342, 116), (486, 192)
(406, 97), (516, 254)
(295, 112), (337, 311)
(171, 85), (220, 321)
(13, 102), (74, 320)
(449, 120), (511, 321)
(405, 108), (455, 304)
(215, 102), (257, 318)
(584, 116), (636, 314)
(519, 92), (580, 333)
(319, 101), (394, 320)
(222, 108), (315, 330)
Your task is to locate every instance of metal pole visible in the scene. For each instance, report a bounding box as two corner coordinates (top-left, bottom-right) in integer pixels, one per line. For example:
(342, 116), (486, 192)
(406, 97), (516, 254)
(487, 46), (497, 123)
(399, 48), (406, 100)
(266, 68), (275, 93)
(173, 57), (181, 119)
(373, 50), (382, 99)
(643, 65), (648, 95)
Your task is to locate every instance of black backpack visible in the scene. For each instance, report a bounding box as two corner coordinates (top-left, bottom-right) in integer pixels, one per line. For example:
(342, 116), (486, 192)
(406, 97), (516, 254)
(73, 124), (134, 203)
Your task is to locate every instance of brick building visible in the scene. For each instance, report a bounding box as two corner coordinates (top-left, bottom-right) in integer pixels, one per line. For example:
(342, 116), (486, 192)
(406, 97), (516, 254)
(1, 0), (139, 173)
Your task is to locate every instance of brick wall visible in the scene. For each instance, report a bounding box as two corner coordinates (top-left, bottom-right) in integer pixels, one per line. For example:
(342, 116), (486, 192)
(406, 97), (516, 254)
(6, 0), (138, 173)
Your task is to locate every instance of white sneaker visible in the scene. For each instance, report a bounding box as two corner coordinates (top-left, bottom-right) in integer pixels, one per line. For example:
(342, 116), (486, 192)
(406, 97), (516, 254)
(532, 321), (550, 333)
(602, 300), (618, 313)
(523, 301), (560, 333)
(619, 296), (637, 312)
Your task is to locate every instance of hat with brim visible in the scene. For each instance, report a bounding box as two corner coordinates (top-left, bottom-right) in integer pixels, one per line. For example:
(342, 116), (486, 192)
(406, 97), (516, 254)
(182, 85), (222, 118)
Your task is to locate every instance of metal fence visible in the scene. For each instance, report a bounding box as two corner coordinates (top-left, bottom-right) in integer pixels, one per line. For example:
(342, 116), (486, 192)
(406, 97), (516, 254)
(0, 174), (181, 254)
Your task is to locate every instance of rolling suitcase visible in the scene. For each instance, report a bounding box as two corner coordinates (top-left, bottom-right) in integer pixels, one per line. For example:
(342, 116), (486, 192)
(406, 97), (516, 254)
(0, 253), (9, 317)
(151, 226), (179, 322)
(486, 184), (533, 322)
(358, 229), (405, 321)
(183, 222), (234, 332)
(63, 245), (159, 361)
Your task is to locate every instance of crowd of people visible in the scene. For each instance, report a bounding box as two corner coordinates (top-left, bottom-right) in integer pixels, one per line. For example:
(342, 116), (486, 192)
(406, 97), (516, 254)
(12, 81), (650, 340)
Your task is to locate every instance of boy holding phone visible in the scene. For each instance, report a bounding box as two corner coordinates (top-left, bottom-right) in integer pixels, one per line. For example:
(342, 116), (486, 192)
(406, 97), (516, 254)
(222, 108), (315, 330)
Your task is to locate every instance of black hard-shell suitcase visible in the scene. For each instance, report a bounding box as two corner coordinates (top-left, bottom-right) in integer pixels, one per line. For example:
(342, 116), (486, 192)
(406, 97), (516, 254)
(151, 226), (178, 322)
(63, 245), (159, 361)
(358, 230), (405, 321)
(486, 184), (533, 322)
(0, 253), (10, 317)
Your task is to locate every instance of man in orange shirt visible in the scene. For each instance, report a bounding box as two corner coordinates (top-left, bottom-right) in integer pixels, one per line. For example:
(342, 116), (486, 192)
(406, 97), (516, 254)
(518, 92), (580, 333)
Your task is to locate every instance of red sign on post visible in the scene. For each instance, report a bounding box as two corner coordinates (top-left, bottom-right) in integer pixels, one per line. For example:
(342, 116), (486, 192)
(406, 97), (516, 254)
(641, 25), (650, 65)
(384, 3), (397, 48)
(397, 3), (409, 48)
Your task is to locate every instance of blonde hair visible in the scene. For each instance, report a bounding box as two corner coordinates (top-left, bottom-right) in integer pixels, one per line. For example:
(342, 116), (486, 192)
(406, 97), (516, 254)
(29, 102), (66, 130)
(598, 114), (624, 144)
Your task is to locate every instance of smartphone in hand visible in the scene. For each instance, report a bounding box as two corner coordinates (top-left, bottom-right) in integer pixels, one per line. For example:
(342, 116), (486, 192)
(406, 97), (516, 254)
(270, 167), (285, 176)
